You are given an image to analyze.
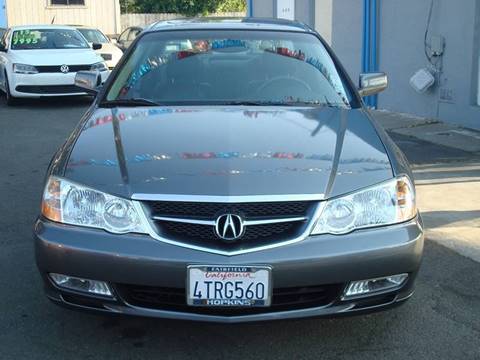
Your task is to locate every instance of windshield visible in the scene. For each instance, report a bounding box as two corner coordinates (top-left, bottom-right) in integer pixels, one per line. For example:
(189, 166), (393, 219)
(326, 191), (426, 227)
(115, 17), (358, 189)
(78, 28), (109, 44)
(11, 29), (89, 50)
(105, 30), (353, 107)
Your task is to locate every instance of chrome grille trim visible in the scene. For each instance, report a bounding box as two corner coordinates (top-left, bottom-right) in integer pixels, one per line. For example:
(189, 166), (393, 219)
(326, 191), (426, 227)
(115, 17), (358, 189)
(152, 216), (215, 226)
(132, 193), (325, 203)
(134, 199), (325, 256)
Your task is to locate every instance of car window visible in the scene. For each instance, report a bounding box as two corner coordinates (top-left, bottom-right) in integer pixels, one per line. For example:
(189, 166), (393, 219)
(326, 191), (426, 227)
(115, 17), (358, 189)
(127, 29), (140, 41)
(78, 28), (109, 44)
(0, 30), (6, 48)
(11, 28), (89, 50)
(118, 29), (130, 42)
(0, 29), (6, 45)
(106, 30), (353, 108)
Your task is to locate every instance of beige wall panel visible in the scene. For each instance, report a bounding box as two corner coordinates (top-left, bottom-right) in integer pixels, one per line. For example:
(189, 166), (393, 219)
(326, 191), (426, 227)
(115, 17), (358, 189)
(6, 0), (119, 34)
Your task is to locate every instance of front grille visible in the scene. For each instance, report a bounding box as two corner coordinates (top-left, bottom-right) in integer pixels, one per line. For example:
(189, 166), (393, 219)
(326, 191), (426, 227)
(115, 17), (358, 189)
(148, 201), (312, 218)
(144, 200), (316, 252)
(116, 284), (342, 316)
(16, 85), (84, 94)
(161, 220), (296, 246)
(35, 64), (92, 73)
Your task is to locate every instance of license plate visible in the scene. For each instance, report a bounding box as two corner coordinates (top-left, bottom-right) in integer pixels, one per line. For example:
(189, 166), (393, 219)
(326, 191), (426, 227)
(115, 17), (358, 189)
(187, 265), (272, 307)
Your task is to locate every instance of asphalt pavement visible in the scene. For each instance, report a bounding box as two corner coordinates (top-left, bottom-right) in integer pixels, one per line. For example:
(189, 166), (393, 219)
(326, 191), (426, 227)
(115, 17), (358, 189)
(0, 96), (479, 360)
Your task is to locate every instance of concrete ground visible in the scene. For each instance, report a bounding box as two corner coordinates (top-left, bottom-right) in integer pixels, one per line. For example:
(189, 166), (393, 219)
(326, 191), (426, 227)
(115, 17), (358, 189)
(373, 110), (480, 263)
(0, 98), (479, 359)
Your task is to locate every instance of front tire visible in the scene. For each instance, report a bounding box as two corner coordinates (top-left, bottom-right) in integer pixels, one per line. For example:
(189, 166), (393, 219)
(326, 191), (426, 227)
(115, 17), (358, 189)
(4, 72), (18, 106)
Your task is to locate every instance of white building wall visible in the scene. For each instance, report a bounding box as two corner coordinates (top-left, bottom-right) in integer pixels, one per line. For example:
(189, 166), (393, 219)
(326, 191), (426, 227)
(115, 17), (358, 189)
(314, 0), (332, 45)
(330, 0), (363, 89)
(6, 0), (121, 35)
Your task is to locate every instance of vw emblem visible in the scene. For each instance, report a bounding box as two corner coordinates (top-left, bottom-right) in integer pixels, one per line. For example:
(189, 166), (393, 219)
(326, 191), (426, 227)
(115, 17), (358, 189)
(60, 64), (69, 74)
(215, 214), (245, 241)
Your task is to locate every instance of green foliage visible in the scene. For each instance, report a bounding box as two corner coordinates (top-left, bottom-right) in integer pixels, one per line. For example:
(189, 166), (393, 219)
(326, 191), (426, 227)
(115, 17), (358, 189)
(216, 0), (247, 12)
(120, 0), (246, 16)
(120, 0), (140, 13)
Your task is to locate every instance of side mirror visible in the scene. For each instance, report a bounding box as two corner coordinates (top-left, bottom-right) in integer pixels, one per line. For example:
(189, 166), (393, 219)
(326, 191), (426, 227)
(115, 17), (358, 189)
(358, 73), (388, 97)
(75, 71), (102, 95)
(92, 43), (102, 50)
(0, 44), (6, 52)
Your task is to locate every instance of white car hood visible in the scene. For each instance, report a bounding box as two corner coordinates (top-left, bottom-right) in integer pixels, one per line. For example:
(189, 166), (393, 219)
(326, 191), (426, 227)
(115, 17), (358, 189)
(10, 48), (103, 65)
(96, 42), (122, 56)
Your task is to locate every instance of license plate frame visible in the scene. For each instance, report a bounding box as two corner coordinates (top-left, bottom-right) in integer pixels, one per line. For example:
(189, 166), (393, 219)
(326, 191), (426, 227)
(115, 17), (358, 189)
(186, 265), (272, 307)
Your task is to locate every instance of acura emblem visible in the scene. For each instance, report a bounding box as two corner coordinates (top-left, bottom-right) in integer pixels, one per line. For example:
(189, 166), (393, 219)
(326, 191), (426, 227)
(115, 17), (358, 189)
(60, 64), (69, 74)
(215, 214), (245, 241)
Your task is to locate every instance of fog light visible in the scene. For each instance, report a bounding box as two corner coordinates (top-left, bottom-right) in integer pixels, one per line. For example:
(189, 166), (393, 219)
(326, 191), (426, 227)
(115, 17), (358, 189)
(343, 274), (408, 299)
(50, 273), (113, 297)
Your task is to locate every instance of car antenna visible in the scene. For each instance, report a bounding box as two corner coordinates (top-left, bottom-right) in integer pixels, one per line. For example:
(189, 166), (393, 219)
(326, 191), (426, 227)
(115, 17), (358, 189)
(51, 15), (56, 24)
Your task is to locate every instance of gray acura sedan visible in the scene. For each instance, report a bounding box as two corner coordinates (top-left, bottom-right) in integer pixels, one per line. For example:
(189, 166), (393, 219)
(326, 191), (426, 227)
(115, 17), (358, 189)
(35, 18), (423, 323)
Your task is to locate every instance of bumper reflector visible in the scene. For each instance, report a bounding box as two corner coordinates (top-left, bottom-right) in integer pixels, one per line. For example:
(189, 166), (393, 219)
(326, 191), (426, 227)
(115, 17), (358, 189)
(343, 274), (408, 299)
(50, 273), (113, 297)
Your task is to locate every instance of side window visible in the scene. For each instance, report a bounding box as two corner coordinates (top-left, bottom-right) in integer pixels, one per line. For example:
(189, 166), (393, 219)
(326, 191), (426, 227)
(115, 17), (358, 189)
(50, 0), (85, 5)
(128, 29), (140, 41)
(119, 29), (129, 42)
(1, 30), (10, 49)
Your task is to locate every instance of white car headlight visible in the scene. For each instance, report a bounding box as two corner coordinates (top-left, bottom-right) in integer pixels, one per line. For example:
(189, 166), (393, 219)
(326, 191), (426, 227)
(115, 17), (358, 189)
(312, 176), (416, 235)
(13, 63), (39, 74)
(41, 177), (146, 234)
(90, 62), (108, 72)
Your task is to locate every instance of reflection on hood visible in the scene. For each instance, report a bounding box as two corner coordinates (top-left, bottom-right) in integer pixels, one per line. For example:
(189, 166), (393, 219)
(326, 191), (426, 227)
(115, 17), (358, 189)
(64, 106), (392, 199)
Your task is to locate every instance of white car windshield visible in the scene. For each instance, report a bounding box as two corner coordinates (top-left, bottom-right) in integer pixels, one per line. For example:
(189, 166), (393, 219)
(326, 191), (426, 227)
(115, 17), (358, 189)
(78, 28), (109, 44)
(11, 29), (89, 50)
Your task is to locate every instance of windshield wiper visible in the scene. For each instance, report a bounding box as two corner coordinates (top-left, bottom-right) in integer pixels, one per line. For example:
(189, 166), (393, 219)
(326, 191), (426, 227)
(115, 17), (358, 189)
(219, 101), (301, 106)
(219, 100), (346, 107)
(99, 98), (160, 108)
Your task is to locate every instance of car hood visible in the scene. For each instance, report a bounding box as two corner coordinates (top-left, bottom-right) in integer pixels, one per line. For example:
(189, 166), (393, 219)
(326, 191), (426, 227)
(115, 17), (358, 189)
(94, 42), (122, 55)
(63, 107), (393, 199)
(11, 48), (102, 65)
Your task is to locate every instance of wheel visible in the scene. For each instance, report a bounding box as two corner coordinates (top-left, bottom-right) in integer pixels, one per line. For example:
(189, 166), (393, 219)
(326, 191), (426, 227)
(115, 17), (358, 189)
(4, 72), (18, 106)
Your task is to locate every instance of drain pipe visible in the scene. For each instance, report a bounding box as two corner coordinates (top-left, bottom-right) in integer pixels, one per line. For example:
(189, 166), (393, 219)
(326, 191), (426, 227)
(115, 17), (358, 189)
(362, 0), (379, 108)
(248, 0), (253, 17)
(371, 0), (379, 108)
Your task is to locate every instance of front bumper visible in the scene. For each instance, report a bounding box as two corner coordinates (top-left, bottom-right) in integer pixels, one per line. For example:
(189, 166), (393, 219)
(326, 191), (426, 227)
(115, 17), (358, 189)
(11, 71), (110, 98)
(35, 217), (424, 323)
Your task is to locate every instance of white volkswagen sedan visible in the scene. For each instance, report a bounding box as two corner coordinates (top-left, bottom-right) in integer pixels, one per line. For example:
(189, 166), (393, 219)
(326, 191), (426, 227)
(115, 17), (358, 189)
(75, 26), (123, 70)
(0, 25), (109, 105)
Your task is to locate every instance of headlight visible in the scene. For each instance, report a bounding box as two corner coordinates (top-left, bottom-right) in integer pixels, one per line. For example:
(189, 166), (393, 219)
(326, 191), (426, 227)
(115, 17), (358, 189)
(13, 63), (38, 74)
(90, 62), (108, 72)
(312, 176), (416, 235)
(41, 177), (146, 234)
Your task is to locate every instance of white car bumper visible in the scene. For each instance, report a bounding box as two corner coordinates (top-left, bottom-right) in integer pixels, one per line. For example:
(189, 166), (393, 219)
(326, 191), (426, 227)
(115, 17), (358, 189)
(11, 71), (110, 98)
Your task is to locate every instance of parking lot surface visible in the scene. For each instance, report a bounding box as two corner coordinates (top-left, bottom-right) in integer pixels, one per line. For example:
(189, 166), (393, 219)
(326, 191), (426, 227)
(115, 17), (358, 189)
(0, 97), (479, 360)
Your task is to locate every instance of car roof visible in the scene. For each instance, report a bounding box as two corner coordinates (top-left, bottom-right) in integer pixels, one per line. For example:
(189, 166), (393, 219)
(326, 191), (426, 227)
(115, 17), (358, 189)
(147, 17), (313, 33)
(9, 24), (79, 31)
(72, 25), (98, 29)
(73, 26), (106, 33)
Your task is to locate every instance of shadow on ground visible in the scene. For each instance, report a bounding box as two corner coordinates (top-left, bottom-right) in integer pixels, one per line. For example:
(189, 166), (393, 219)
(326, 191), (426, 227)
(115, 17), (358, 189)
(0, 95), (93, 108)
(421, 210), (480, 227)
